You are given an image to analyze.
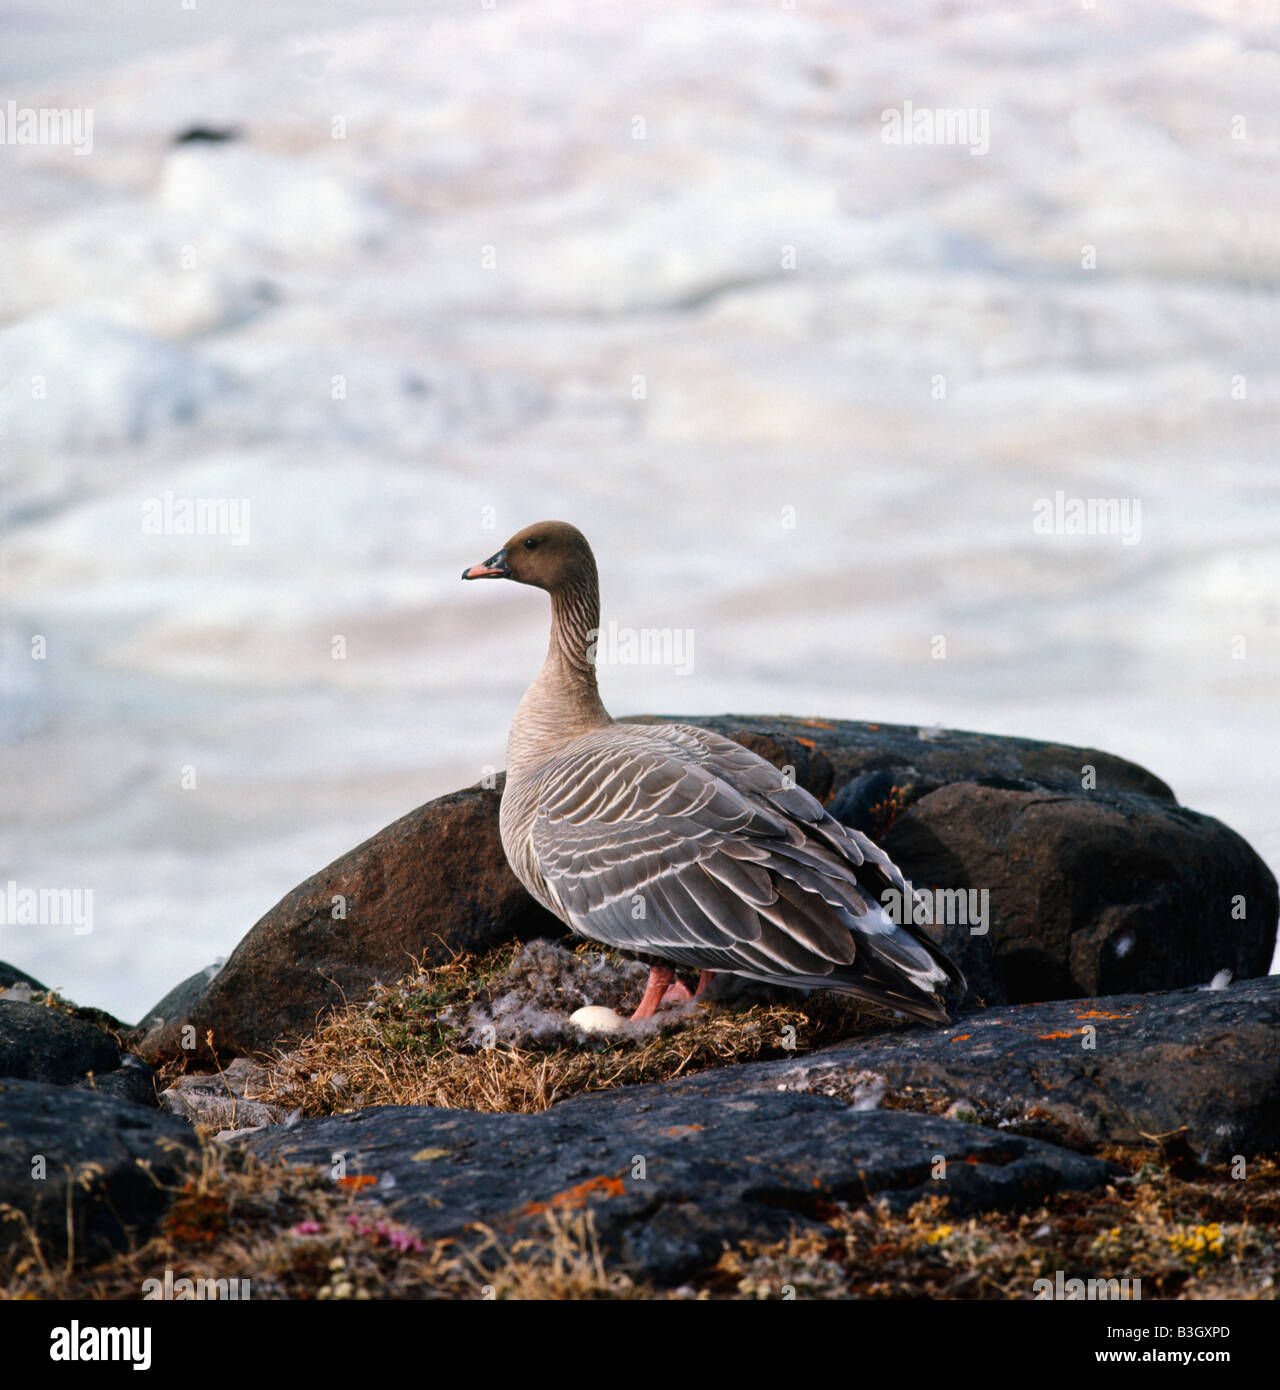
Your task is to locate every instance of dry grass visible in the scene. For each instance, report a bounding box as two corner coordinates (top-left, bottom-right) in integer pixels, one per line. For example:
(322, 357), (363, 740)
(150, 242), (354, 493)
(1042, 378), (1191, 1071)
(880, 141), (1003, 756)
(252, 941), (895, 1117)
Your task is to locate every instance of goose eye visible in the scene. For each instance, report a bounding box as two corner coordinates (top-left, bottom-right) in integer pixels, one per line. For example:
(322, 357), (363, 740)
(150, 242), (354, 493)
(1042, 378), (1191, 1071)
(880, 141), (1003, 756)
(523, 537), (539, 550)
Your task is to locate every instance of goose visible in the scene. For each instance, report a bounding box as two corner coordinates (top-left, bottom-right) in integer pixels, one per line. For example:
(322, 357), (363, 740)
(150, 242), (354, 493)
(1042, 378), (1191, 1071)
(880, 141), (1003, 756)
(462, 521), (964, 1023)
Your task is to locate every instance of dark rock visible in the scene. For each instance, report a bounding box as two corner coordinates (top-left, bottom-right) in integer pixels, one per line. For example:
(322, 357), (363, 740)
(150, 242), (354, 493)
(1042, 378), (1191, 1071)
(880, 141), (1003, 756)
(0, 962), (47, 992)
(0, 1079), (198, 1267)
(172, 125), (241, 144)
(134, 962), (223, 1037)
(631, 714), (1177, 802)
(71, 1054), (158, 1109)
(651, 975), (1280, 1163)
(0, 1001), (120, 1084)
(881, 782), (1276, 1002)
(0, 969), (130, 1038)
(919, 916), (1007, 1009)
(60, 1002), (130, 1038)
(132, 779), (565, 1063)
(241, 1088), (1112, 1286)
(827, 768), (921, 836)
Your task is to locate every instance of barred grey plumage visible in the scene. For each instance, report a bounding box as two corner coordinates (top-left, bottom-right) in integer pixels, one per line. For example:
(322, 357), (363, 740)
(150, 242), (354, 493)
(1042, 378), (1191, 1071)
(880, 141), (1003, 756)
(463, 520), (964, 1023)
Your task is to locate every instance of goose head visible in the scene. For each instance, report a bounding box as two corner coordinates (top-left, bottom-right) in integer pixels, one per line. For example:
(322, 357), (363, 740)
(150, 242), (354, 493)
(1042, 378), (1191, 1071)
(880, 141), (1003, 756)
(461, 520), (595, 593)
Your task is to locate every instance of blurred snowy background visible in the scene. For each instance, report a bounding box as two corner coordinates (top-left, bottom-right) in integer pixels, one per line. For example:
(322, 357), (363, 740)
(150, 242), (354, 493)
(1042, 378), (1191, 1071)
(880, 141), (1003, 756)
(1, 0), (1277, 1020)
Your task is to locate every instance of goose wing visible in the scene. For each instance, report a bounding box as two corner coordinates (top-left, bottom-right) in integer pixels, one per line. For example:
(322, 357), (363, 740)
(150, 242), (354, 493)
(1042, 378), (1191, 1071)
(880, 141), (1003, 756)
(527, 722), (964, 1022)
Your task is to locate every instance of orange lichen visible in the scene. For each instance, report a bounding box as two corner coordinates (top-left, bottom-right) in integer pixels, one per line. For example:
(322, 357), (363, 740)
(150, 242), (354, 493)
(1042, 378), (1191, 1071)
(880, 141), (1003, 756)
(522, 1173), (627, 1217)
(162, 1185), (229, 1246)
(338, 1175), (378, 1190)
(1037, 1030), (1079, 1040)
(950, 1034), (972, 1042)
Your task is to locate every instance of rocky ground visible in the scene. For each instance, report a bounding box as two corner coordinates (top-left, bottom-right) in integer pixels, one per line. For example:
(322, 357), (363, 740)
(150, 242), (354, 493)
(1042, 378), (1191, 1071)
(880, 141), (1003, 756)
(2, 718), (1276, 1298)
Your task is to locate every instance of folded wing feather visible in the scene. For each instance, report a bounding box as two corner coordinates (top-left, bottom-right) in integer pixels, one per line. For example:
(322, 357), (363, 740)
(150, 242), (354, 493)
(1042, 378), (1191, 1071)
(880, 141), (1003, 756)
(527, 722), (963, 1020)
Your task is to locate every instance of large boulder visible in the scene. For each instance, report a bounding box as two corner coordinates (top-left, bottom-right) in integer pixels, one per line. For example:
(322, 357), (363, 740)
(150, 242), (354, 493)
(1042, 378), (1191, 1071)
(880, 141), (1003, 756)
(133, 780), (564, 1062)
(241, 1086), (1111, 1286)
(134, 962), (223, 1039)
(71, 1054), (160, 1109)
(652, 975), (1280, 1164)
(0, 1000), (120, 1084)
(0, 962), (48, 992)
(880, 782), (1273, 1001)
(632, 714), (1178, 803)
(0, 1080), (198, 1268)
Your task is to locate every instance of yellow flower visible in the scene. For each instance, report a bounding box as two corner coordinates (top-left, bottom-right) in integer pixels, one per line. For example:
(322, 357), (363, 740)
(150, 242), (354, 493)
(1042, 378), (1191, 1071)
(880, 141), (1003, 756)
(1169, 1223), (1226, 1263)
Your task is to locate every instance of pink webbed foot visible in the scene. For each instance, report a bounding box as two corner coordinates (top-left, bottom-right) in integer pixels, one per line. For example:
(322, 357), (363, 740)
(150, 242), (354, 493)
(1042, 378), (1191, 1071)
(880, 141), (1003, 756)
(630, 965), (676, 1021)
(630, 966), (716, 1020)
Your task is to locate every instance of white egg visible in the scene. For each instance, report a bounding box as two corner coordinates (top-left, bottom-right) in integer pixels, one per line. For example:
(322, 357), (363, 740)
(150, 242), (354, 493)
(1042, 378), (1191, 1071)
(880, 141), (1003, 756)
(570, 1005), (626, 1034)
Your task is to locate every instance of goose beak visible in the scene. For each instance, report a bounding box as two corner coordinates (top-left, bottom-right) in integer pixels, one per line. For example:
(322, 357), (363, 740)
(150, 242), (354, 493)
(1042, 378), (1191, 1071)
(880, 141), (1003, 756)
(462, 548), (509, 580)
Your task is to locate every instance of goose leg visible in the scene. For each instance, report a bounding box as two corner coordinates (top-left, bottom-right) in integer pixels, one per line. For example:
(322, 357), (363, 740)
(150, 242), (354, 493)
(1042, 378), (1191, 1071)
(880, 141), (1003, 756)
(632, 966), (715, 1019)
(664, 969), (716, 1003)
(631, 965), (678, 1020)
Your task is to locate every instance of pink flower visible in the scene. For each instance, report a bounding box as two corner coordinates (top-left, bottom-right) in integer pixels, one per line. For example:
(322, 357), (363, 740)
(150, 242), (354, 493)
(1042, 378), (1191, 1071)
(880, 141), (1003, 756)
(388, 1230), (425, 1254)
